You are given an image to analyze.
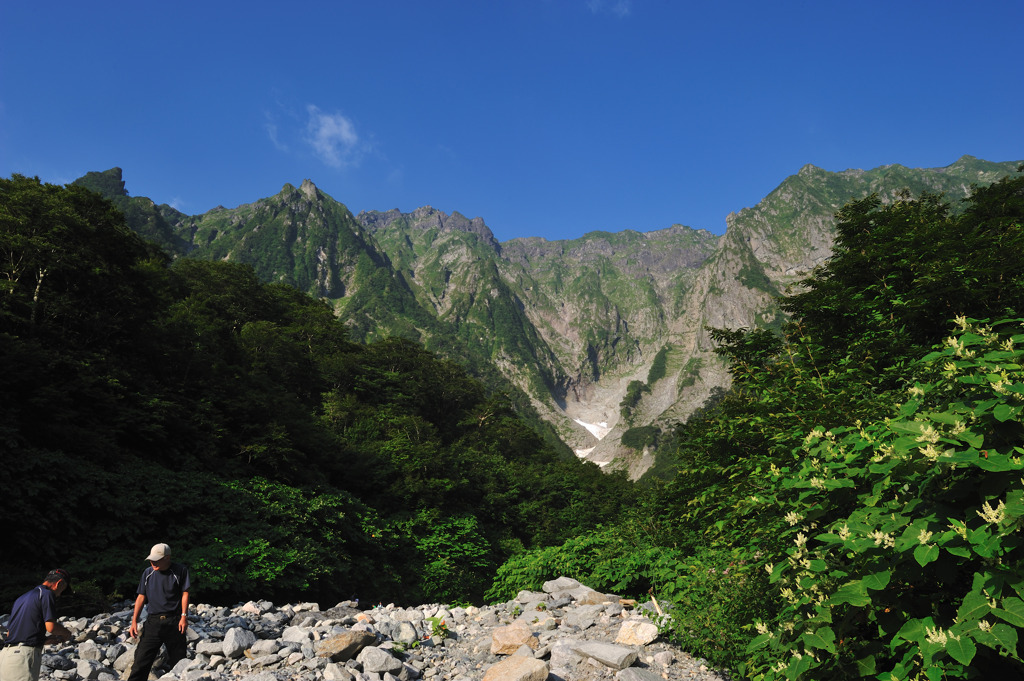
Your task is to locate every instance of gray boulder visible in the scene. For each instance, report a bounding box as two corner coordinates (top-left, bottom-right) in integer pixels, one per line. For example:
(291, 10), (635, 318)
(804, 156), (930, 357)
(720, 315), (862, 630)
(356, 646), (404, 675)
(222, 628), (257, 658)
(316, 630), (377, 662)
(573, 641), (638, 670)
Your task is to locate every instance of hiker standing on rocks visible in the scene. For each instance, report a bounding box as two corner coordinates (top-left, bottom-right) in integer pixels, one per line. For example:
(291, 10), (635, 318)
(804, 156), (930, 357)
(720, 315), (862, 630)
(0, 569), (73, 681)
(126, 543), (191, 681)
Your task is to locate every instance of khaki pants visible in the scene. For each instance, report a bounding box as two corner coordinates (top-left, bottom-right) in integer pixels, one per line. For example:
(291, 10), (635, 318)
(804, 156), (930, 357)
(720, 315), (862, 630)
(0, 645), (42, 681)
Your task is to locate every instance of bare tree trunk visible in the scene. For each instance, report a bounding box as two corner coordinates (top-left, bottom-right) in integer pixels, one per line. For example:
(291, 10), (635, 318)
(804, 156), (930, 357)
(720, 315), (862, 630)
(29, 265), (47, 330)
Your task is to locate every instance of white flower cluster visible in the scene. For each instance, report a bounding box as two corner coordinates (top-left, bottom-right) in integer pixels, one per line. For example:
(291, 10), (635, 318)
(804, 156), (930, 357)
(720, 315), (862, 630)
(944, 336), (976, 359)
(977, 499), (1007, 525)
(915, 423), (940, 444)
(925, 625), (962, 647)
(869, 530), (895, 549)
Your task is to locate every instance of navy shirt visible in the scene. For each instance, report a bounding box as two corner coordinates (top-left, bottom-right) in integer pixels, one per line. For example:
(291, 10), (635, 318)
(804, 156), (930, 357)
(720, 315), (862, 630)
(5, 585), (58, 646)
(137, 563), (191, 616)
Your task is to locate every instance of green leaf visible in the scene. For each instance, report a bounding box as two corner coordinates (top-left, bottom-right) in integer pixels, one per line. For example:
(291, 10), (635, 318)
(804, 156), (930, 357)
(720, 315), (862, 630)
(994, 597), (1024, 627)
(941, 449), (980, 463)
(990, 622), (1019, 653)
(785, 652), (813, 680)
(878, 661), (911, 680)
(976, 454), (1019, 472)
(961, 431), (984, 448)
(831, 580), (871, 607)
(994, 403), (1018, 422)
(914, 543), (940, 566)
(770, 561), (786, 584)
(957, 591), (992, 622)
(864, 570), (892, 591)
(893, 618), (929, 646)
(945, 634), (977, 665)
(944, 544), (972, 558)
(747, 632), (773, 651)
(802, 627), (836, 653)
(1005, 489), (1024, 519)
(854, 655), (876, 676)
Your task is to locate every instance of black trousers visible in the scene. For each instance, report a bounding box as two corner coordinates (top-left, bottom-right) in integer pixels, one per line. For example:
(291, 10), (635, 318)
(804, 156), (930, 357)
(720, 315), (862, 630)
(126, 615), (187, 681)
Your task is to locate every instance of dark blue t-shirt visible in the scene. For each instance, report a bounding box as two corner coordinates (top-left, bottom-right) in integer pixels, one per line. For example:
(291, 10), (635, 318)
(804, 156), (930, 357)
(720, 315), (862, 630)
(137, 563), (191, 616)
(5, 585), (57, 645)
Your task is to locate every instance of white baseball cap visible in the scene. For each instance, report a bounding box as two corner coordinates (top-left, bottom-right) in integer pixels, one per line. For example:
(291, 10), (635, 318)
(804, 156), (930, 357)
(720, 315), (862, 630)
(146, 543), (172, 561)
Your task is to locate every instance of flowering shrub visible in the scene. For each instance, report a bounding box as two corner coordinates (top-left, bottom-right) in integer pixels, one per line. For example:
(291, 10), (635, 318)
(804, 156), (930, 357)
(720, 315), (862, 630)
(745, 318), (1024, 679)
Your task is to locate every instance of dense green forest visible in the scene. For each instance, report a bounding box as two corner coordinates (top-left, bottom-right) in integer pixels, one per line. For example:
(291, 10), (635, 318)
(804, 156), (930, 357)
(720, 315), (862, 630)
(488, 170), (1024, 679)
(0, 175), (633, 611)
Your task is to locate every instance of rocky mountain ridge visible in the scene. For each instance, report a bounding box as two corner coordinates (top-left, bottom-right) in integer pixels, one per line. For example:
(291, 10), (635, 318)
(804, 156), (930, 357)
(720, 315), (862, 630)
(73, 156), (1023, 478)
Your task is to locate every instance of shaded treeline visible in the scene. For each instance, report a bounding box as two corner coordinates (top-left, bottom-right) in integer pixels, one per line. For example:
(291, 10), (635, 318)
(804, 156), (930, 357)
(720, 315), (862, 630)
(0, 175), (633, 612)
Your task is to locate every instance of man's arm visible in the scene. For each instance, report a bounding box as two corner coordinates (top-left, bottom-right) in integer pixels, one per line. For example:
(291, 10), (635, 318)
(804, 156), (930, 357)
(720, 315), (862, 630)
(44, 619), (72, 644)
(178, 591), (190, 633)
(129, 593), (146, 638)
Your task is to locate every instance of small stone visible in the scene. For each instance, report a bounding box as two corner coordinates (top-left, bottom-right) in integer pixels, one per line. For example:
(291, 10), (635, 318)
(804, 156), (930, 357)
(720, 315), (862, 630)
(615, 618), (659, 646)
(356, 646), (404, 675)
(573, 641), (638, 670)
(542, 577), (581, 594)
(282, 625), (312, 643)
(653, 651), (674, 666)
(482, 656), (548, 681)
(490, 622), (538, 655)
(616, 668), (664, 681)
(316, 630), (378, 661)
(323, 662), (355, 681)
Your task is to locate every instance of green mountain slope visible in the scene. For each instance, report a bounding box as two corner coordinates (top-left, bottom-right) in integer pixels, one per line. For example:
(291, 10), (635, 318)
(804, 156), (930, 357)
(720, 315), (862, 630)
(75, 157), (1024, 478)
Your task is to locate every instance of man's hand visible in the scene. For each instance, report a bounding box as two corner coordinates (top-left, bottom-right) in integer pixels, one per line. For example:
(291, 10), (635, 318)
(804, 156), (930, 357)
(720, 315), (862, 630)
(129, 621), (140, 639)
(178, 615), (188, 634)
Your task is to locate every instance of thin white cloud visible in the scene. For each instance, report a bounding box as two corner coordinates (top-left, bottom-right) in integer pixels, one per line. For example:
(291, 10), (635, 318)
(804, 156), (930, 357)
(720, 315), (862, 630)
(305, 105), (361, 168)
(587, 0), (632, 17)
(264, 115), (288, 152)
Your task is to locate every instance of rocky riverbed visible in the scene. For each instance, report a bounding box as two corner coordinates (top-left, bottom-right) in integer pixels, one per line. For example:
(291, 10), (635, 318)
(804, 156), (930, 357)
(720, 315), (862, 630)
(5, 577), (731, 681)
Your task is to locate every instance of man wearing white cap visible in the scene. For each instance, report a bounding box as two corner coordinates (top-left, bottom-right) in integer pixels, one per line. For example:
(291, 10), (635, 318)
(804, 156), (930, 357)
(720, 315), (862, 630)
(126, 543), (191, 681)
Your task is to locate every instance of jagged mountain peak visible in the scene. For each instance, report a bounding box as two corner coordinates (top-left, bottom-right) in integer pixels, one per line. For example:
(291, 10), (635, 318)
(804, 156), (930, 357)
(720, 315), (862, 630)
(274, 179), (323, 203)
(299, 178), (319, 200)
(359, 205), (499, 250)
(74, 167), (129, 198)
(797, 163), (826, 176)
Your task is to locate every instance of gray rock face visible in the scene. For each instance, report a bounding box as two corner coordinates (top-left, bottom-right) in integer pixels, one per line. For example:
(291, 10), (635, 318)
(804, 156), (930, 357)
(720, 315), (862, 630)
(17, 579), (727, 681)
(222, 628), (257, 659)
(543, 576), (580, 594)
(617, 668), (666, 681)
(315, 631), (376, 662)
(615, 618), (659, 646)
(572, 641), (638, 670)
(482, 655), (548, 681)
(355, 646), (404, 674)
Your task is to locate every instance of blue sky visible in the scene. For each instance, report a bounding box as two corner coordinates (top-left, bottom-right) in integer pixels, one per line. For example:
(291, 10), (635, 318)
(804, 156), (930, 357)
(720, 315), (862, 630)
(2, 1), (1021, 242)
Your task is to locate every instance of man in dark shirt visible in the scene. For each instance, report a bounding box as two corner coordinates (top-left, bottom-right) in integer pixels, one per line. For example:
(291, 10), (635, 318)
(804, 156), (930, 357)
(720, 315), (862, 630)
(126, 543), (191, 681)
(0, 569), (73, 681)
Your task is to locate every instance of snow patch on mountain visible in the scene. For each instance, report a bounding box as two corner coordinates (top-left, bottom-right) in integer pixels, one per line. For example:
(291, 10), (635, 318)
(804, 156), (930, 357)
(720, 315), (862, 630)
(574, 418), (611, 440)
